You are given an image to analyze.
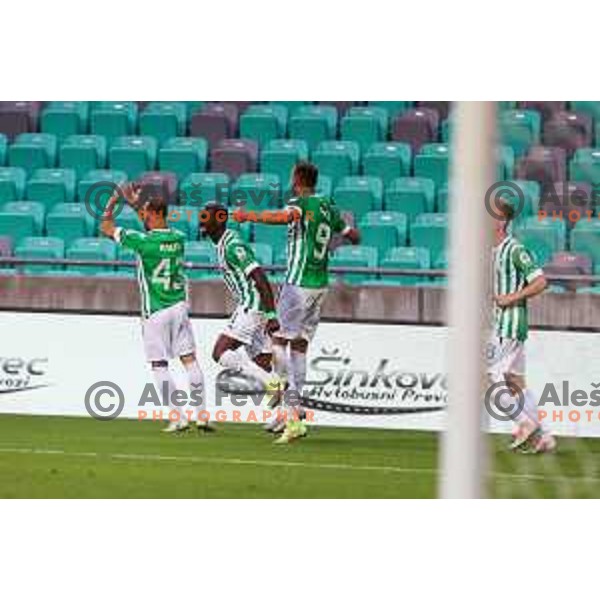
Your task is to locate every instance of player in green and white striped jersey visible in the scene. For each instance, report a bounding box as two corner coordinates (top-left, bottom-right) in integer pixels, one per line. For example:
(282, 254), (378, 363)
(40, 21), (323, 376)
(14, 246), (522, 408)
(101, 184), (210, 434)
(200, 203), (285, 407)
(489, 199), (555, 453)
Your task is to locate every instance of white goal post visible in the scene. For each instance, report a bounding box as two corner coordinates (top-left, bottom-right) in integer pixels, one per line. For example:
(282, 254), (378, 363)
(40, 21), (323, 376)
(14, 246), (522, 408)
(439, 101), (498, 498)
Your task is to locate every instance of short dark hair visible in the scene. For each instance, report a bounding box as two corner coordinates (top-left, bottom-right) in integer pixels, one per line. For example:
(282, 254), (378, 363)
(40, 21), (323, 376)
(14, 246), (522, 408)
(293, 161), (319, 189)
(144, 194), (168, 218)
(495, 197), (516, 222)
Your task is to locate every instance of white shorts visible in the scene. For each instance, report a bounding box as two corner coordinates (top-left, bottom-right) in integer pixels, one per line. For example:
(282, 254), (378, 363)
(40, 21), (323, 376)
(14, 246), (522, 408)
(486, 336), (526, 382)
(142, 301), (196, 363)
(225, 307), (272, 357)
(277, 283), (327, 342)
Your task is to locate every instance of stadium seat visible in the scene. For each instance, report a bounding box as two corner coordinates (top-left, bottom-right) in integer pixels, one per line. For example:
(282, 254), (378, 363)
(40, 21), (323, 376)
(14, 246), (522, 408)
(360, 211), (408, 253)
(260, 139), (309, 191)
(0, 133), (7, 165)
(250, 242), (274, 266)
(184, 240), (218, 280)
(517, 101), (567, 120)
(269, 101), (311, 113)
(543, 251), (592, 291)
(15, 236), (64, 274)
(190, 103), (239, 147)
(25, 168), (77, 211)
(312, 141), (360, 186)
(571, 220), (600, 267)
(109, 136), (158, 179)
(380, 246), (431, 285)
(515, 146), (566, 188)
(240, 104), (287, 148)
(369, 101), (413, 118)
(416, 101), (451, 120)
(289, 105), (337, 151)
(497, 145), (515, 180)
(315, 175), (333, 199)
(116, 245), (137, 274)
(77, 169), (128, 213)
(210, 139), (258, 180)
(0, 167), (27, 202)
(0, 235), (12, 258)
(363, 142), (412, 187)
(317, 101), (363, 117)
(0, 201), (45, 246)
(0, 101), (41, 140)
(137, 171), (178, 204)
(537, 181), (593, 228)
(330, 245), (378, 284)
(569, 148), (600, 186)
(515, 216), (567, 265)
(252, 222), (287, 254)
(66, 237), (116, 274)
(8, 133), (57, 174)
(384, 177), (435, 221)
(410, 213), (448, 264)
(46, 202), (97, 246)
(90, 102), (137, 142)
(341, 106), (388, 153)
(543, 111), (592, 158)
(59, 135), (107, 177)
(499, 109), (541, 157)
(180, 172), (231, 207)
(414, 143), (450, 187)
(158, 137), (208, 180)
(232, 173), (281, 210)
(41, 102), (89, 140)
(185, 101), (205, 118)
(391, 108), (439, 153)
(139, 102), (187, 146)
(569, 101), (600, 122)
(334, 176), (384, 220)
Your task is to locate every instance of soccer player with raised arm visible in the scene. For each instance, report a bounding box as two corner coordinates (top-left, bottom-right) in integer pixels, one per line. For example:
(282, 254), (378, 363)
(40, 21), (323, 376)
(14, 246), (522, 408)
(100, 185), (210, 434)
(200, 203), (288, 434)
(235, 161), (360, 443)
(489, 199), (556, 453)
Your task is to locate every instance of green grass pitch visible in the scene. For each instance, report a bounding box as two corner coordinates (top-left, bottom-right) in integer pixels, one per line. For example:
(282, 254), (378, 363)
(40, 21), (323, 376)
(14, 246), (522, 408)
(1, 414), (600, 498)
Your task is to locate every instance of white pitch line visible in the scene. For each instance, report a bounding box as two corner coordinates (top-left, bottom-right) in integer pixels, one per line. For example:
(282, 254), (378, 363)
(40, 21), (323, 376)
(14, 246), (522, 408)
(0, 446), (599, 486)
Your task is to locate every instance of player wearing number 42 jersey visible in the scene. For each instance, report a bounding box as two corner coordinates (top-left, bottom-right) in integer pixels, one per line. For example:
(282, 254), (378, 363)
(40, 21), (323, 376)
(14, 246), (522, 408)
(489, 199), (555, 454)
(100, 185), (210, 434)
(235, 161), (360, 443)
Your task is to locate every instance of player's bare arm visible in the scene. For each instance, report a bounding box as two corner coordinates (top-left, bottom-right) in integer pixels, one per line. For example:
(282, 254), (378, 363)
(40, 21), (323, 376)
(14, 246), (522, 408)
(249, 266), (280, 334)
(233, 207), (298, 225)
(495, 273), (548, 308)
(99, 193), (119, 239)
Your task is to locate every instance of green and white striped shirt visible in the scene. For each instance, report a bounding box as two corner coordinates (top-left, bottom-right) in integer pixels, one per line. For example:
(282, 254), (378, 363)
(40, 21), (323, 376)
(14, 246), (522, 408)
(217, 229), (262, 311)
(493, 234), (543, 342)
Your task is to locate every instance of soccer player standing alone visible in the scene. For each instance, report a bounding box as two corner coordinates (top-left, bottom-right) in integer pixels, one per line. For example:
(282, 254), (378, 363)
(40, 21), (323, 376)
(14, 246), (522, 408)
(236, 161), (360, 442)
(489, 199), (556, 453)
(100, 185), (210, 433)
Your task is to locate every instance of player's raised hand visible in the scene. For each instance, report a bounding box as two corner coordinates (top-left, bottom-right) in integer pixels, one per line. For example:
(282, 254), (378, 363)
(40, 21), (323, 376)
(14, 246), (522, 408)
(122, 182), (142, 208)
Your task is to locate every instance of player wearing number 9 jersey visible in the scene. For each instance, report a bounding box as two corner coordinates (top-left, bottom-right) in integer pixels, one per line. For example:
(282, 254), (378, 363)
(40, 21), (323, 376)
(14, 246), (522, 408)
(100, 186), (210, 434)
(234, 161), (360, 442)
